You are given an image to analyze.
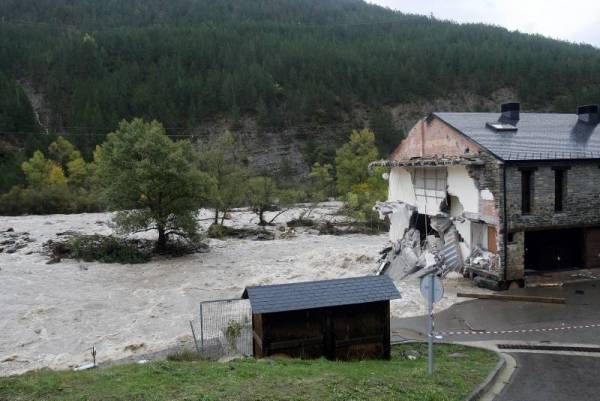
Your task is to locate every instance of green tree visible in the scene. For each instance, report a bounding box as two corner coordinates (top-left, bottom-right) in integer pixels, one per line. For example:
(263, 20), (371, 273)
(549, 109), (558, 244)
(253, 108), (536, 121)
(66, 157), (89, 188)
(345, 167), (388, 222)
(198, 131), (248, 225)
(335, 129), (379, 196)
(96, 118), (215, 250)
(48, 136), (82, 169)
(246, 176), (278, 226)
(308, 162), (334, 202)
(21, 151), (58, 187)
(335, 129), (387, 222)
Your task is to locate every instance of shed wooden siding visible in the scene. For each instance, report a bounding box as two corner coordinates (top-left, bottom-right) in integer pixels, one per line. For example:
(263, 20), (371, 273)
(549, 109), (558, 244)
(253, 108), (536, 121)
(253, 301), (391, 360)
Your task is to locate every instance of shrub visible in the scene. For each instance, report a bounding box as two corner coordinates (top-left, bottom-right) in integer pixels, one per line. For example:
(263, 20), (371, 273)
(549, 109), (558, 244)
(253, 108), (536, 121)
(207, 223), (274, 240)
(67, 235), (151, 264)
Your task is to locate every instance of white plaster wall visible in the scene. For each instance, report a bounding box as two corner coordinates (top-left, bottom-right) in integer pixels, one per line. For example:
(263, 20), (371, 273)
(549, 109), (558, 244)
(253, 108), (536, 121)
(449, 194), (472, 248)
(455, 220), (472, 248)
(388, 168), (417, 243)
(448, 195), (464, 217)
(389, 208), (411, 243)
(388, 167), (416, 205)
(447, 165), (479, 214)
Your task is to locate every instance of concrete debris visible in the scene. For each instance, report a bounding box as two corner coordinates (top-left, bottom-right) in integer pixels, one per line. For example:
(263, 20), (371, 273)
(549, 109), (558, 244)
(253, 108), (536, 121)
(377, 203), (497, 280)
(426, 235), (442, 254)
(374, 201), (417, 242)
(386, 247), (421, 281)
(429, 216), (452, 236)
(440, 228), (463, 272)
(400, 229), (421, 253)
(466, 246), (498, 272)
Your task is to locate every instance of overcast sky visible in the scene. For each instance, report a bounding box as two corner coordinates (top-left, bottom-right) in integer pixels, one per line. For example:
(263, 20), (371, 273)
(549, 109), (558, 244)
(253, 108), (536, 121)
(367, 0), (600, 48)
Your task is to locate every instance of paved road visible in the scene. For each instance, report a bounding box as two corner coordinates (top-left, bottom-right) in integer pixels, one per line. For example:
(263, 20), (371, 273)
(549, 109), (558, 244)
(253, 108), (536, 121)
(392, 280), (600, 400)
(495, 353), (600, 401)
(392, 280), (600, 344)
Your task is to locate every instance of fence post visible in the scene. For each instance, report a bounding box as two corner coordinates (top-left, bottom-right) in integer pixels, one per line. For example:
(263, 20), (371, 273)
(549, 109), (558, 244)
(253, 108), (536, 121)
(199, 302), (204, 351)
(190, 321), (201, 354)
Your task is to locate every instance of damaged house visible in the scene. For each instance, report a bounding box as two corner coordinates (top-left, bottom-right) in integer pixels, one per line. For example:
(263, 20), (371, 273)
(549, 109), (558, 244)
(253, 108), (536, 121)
(373, 102), (600, 289)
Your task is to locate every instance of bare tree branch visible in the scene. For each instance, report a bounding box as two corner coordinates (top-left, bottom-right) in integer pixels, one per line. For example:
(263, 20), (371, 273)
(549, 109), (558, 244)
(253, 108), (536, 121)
(267, 209), (288, 225)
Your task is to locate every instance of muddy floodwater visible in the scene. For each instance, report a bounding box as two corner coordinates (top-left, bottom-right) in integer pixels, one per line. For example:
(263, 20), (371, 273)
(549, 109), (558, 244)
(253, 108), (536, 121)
(0, 204), (479, 375)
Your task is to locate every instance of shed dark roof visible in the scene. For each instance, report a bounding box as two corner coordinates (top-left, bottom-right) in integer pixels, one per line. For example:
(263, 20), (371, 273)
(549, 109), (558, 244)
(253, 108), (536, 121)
(242, 275), (401, 314)
(434, 112), (600, 161)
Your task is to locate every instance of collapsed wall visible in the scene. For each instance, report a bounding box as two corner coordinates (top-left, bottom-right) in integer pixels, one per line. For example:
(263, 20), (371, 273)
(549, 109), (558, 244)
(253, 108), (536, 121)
(375, 158), (502, 283)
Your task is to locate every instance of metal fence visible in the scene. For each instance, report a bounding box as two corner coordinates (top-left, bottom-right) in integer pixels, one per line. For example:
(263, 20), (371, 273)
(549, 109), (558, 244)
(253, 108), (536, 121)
(192, 298), (253, 359)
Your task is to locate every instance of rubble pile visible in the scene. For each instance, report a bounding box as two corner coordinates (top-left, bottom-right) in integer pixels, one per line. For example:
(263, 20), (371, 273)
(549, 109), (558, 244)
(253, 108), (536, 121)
(374, 201), (497, 280)
(466, 246), (500, 272)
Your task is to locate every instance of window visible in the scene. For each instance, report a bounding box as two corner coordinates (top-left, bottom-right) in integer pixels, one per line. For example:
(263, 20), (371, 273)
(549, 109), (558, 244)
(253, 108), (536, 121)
(413, 167), (447, 213)
(554, 169), (566, 212)
(521, 169), (533, 214)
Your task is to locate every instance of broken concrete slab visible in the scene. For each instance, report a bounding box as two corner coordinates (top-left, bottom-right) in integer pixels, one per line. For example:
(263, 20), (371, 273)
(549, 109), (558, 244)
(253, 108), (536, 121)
(430, 216), (452, 236)
(374, 201), (417, 243)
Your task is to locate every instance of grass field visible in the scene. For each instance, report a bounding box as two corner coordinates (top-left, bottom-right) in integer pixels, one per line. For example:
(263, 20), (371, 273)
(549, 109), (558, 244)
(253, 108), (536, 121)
(0, 344), (497, 401)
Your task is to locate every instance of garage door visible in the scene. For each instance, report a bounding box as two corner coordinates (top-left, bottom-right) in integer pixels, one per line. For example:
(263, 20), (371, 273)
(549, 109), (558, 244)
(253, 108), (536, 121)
(524, 228), (584, 271)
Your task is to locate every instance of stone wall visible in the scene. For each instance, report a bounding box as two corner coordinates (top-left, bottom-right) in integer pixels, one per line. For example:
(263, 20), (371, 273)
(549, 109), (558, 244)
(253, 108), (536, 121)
(505, 162), (600, 230)
(465, 152), (506, 279)
(503, 161), (600, 279)
(505, 231), (525, 280)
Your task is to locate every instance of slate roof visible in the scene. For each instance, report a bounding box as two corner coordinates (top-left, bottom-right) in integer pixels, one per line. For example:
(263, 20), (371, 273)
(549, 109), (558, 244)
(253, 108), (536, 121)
(241, 275), (401, 314)
(433, 112), (600, 161)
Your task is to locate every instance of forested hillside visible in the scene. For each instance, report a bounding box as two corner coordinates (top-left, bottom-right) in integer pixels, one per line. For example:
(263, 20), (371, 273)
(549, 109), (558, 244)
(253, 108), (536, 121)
(1, 0), (600, 193)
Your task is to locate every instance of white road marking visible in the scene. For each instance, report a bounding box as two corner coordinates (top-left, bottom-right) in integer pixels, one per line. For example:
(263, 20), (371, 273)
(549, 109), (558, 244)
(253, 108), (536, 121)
(436, 322), (600, 337)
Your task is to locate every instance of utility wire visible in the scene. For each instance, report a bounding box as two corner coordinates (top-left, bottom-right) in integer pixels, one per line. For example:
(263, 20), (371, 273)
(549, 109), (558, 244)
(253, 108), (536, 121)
(0, 121), (369, 138)
(0, 120), (363, 133)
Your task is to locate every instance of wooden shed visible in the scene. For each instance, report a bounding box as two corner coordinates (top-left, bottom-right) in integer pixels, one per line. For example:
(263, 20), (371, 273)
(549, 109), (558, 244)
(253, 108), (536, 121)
(241, 275), (401, 360)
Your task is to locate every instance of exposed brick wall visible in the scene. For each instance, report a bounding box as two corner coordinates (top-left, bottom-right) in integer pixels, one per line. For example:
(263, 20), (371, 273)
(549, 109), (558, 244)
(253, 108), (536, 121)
(390, 116), (484, 160)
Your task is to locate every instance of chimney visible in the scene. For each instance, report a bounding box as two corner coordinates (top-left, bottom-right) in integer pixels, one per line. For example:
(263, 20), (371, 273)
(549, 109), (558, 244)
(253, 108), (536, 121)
(577, 104), (600, 124)
(500, 102), (520, 121)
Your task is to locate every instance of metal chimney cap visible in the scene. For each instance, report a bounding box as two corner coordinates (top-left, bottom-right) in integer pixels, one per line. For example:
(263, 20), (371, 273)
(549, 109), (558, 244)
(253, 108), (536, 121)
(500, 102), (520, 122)
(501, 102), (520, 112)
(577, 104), (600, 124)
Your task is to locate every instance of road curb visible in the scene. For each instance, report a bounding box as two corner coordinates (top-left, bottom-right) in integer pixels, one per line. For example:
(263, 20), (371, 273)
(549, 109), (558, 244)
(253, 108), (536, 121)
(463, 352), (507, 401)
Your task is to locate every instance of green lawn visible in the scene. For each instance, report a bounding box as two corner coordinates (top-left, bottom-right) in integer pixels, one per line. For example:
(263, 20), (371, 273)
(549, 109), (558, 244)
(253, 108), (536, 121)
(0, 344), (497, 401)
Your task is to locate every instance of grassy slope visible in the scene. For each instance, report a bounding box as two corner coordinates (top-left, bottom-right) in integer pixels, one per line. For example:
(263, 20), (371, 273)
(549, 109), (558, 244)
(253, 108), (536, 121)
(0, 344), (497, 401)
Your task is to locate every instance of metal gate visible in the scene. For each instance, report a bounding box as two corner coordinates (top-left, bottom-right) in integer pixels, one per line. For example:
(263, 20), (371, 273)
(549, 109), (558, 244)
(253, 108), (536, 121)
(194, 298), (253, 359)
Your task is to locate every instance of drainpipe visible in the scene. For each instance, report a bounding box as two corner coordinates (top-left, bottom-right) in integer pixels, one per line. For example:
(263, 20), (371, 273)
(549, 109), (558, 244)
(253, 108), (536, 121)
(502, 162), (509, 285)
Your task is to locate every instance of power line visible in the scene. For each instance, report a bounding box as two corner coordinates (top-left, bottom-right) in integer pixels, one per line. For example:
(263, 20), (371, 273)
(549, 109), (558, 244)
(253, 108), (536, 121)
(0, 121), (369, 138)
(0, 120), (362, 133)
